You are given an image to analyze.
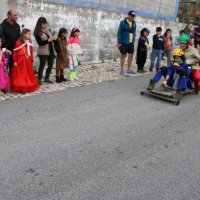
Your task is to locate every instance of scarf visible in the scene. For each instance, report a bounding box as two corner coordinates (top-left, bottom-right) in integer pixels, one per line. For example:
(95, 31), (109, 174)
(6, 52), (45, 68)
(13, 40), (33, 56)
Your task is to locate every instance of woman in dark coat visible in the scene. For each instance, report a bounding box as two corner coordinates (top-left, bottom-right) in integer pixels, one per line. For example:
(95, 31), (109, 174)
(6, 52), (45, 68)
(55, 28), (68, 82)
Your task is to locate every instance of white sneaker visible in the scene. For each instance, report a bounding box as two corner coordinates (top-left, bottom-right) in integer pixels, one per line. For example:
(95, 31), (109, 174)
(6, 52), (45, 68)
(69, 77), (74, 81)
(74, 76), (79, 80)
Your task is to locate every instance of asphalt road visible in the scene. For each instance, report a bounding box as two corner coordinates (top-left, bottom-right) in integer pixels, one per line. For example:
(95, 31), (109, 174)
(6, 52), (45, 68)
(0, 74), (200, 200)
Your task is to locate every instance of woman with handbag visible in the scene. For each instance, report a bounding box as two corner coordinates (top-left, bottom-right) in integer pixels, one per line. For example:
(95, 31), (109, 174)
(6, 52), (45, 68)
(34, 17), (56, 85)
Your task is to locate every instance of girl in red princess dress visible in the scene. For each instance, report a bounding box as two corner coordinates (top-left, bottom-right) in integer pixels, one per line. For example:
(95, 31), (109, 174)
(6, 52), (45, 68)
(10, 28), (39, 93)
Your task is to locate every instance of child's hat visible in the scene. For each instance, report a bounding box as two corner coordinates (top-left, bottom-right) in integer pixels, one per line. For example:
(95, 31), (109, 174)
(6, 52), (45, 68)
(72, 27), (80, 33)
(194, 26), (200, 36)
(179, 34), (190, 44)
(172, 48), (184, 57)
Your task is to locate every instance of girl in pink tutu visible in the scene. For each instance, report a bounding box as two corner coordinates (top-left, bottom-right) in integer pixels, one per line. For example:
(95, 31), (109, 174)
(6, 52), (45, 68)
(66, 27), (83, 81)
(0, 37), (10, 94)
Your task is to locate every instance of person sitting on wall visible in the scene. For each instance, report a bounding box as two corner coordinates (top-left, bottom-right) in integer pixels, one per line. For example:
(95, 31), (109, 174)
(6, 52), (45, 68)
(117, 10), (137, 75)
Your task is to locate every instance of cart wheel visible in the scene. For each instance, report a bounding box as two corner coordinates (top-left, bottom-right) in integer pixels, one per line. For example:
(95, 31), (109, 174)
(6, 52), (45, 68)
(141, 91), (144, 95)
(194, 90), (199, 94)
(175, 100), (180, 106)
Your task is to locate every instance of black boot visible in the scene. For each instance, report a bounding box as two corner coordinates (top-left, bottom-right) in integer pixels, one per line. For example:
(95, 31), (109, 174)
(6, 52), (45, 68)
(1, 89), (7, 94)
(147, 79), (156, 90)
(56, 76), (62, 83)
(44, 78), (53, 84)
(60, 74), (67, 82)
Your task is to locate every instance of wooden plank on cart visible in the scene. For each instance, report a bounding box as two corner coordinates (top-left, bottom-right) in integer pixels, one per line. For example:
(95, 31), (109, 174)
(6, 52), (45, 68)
(141, 90), (180, 105)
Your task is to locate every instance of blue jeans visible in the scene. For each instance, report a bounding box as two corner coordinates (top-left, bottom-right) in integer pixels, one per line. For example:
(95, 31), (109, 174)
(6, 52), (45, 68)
(165, 50), (172, 66)
(150, 48), (162, 70)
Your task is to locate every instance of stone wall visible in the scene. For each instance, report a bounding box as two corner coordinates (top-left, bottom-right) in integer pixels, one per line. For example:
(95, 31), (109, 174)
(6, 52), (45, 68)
(0, 0), (184, 64)
(45, 0), (179, 21)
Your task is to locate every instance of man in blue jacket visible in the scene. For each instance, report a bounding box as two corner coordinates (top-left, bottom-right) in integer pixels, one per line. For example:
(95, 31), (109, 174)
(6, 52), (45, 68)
(117, 11), (137, 75)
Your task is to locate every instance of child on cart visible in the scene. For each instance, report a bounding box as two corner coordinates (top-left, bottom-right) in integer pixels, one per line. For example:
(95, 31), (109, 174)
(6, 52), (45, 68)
(179, 34), (200, 91)
(147, 48), (192, 98)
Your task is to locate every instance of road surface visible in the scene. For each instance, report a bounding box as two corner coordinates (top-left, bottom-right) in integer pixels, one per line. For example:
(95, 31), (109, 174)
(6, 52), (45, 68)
(0, 75), (200, 200)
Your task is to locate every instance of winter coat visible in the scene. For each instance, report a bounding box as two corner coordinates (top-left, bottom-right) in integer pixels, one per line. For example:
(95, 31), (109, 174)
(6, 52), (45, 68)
(35, 30), (55, 56)
(152, 34), (164, 50)
(167, 63), (191, 77)
(56, 38), (68, 69)
(184, 45), (200, 70)
(66, 37), (82, 56)
(117, 18), (136, 45)
(1, 19), (20, 51)
(136, 36), (149, 64)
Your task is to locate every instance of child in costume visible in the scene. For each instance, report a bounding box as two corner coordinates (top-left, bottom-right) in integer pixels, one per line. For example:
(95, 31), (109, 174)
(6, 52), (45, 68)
(55, 28), (68, 83)
(0, 37), (10, 94)
(66, 27), (83, 81)
(179, 34), (200, 91)
(10, 28), (39, 93)
(136, 28), (150, 73)
(147, 48), (192, 98)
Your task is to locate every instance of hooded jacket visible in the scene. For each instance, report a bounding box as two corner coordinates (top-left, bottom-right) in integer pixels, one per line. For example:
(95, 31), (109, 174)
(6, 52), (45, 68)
(117, 18), (136, 45)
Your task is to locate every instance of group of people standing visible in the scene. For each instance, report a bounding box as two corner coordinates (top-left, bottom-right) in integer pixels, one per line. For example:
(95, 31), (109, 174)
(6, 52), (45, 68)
(1, 9), (200, 96)
(117, 11), (174, 75)
(0, 9), (83, 94)
(147, 25), (200, 94)
(117, 11), (200, 93)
